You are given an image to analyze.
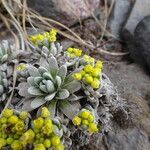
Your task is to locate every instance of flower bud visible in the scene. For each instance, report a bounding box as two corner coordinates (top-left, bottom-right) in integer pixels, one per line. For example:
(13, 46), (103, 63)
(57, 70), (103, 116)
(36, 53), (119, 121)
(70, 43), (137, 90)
(41, 107), (50, 118)
(11, 140), (23, 150)
(15, 121), (25, 132)
(8, 116), (19, 124)
(2, 109), (13, 118)
(6, 137), (14, 145)
(33, 117), (44, 129)
(72, 73), (82, 80)
(43, 139), (51, 148)
(54, 143), (64, 150)
(0, 138), (6, 148)
(88, 123), (98, 134)
(72, 116), (81, 126)
(82, 120), (89, 126)
(79, 110), (90, 119)
(19, 111), (28, 120)
(84, 75), (93, 84)
(0, 117), (7, 124)
(34, 144), (46, 150)
(51, 136), (60, 146)
(91, 79), (100, 89)
(88, 114), (94, 123)
(84, 64), (93, 73)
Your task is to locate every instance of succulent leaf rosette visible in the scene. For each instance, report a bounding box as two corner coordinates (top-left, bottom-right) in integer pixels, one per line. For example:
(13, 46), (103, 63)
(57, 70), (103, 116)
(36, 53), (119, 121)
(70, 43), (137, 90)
(18, 55), (81, 119)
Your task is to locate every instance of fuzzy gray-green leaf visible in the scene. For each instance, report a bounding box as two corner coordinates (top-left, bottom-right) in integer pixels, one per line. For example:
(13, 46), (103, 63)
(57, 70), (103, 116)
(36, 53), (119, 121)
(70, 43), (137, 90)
(48, 99), (57, 118)
(58, 65), (67, 81)
(45, 92), (56, 101)
(31, 97), (46, 109)
(28, 65), (40, 77)
(46, 80), (55, 93)
(55, 76), (62, 87)
(0, 85), (4, 95)
(63, 80), (81, 93)
(59, 100), (80, 119)
(28, 86), (43, 96)
(56, 89), (70, 99)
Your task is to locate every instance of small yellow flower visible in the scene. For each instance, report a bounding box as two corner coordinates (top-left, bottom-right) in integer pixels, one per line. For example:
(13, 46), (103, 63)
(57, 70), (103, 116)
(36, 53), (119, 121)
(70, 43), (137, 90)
(15, 121), (25, 132)
(72, 116), (81, 126)
(21, 129), (35, 145)
(36, 34), (44, 41)
(44, 118), (53, 125)
(11, 140), (23, 150)
(88, 123), (98, 134)
(89, 57), (95, 64)
(91, 68), (100, 77)
(34, 144), (46, 150)
(51, 136), (60, 146)
(0, 138), (6, 148)
(67, 47), (73, 53)
(72, 73), (82, 80)
(2, 108), (13, 118)
(43, 139), (51, 148)
(6, 137), (14, 145)
(73, 48), (82, 57)
(33, 117), (44, 129)
(83, 55), (90, 61)
(19, 111), (28, 120)
(30, 36), (37, 43)
(79, 110), (90, 119)
(8, 115), (19, 124)
(84, 75), (93, 84)
(95, 61), (103, 69)
(54, 143), (64, 150)
(41, 107), (50, 118)
(0, 117), (7, 124)
(42, 123), (53, 135)
(79, 70), (85, 77)
(84, 64), (93, 73)
(43, 32), (49, 38)
(82, 120), (89, 126)
(49, 29), (57, 42)
(88, 114), (94, 123)
(17, 64), (26, 71)
(69, 53), (75, 58)
(91, 79), (100, 89)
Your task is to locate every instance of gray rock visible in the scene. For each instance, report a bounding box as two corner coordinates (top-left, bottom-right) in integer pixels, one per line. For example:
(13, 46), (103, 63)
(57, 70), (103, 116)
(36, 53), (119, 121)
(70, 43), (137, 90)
(27, 0), (100, 26)
(108, 0), (134, 37)
(134, 16), (150, 69)
(122, 0), (150, 69)
(123, 0), (150, 35)
(105, 128), (150, 150)
(104, 62), (150, 98)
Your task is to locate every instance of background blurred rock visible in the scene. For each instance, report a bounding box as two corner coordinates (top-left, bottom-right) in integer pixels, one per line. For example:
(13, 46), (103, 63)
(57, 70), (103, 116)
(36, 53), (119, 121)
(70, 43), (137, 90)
(122, 0), (150, 70)
(108, 0), (135, 37)
(27, 0), (100, 26)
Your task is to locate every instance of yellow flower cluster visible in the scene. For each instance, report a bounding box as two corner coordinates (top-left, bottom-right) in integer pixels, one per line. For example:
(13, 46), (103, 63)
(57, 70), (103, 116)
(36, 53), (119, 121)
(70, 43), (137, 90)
(21, 107), (64, 150)
(72, 109), (98, 134)
(29, 29), (57, 45)
(67, 47), (82, 58)
(72, 60), (103, 89)
(0, 108), (28, 150)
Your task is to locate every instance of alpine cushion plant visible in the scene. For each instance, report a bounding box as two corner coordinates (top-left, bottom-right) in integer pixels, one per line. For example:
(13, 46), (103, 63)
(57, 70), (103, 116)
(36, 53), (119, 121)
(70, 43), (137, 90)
(0, 29), (128, 149)
(18, 55), (81, 118)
